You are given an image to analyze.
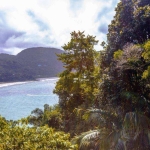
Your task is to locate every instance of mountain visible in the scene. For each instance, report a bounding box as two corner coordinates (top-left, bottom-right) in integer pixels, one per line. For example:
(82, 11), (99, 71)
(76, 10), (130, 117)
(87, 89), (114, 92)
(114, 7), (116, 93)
(0, 47), (64, 82)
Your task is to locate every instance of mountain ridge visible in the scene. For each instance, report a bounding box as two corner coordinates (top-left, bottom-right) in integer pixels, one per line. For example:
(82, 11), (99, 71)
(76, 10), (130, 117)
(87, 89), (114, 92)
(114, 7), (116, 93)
(0, 47), (64, 82)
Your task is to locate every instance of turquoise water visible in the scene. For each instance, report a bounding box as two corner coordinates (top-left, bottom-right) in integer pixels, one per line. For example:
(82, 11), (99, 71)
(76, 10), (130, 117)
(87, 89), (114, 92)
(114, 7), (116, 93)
(0, 78), (58, 120)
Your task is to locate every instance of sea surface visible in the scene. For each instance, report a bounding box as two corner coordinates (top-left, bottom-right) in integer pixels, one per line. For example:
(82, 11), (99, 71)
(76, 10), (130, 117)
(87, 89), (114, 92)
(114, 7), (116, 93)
(0, 78), (59, 120)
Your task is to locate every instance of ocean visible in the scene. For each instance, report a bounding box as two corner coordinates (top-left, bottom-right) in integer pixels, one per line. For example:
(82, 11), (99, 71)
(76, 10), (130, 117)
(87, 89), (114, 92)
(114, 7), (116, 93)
(0, 78), (59, 120)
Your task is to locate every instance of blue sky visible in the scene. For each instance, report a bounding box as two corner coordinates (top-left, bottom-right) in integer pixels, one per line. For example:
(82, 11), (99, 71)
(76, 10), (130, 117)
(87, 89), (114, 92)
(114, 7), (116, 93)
(0, 0), (119, 55)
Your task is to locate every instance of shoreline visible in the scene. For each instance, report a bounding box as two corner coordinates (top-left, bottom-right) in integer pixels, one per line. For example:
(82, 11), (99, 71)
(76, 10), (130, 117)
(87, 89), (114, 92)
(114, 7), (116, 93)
(0, 77), (59, 88)
(0, 81), (30, 88)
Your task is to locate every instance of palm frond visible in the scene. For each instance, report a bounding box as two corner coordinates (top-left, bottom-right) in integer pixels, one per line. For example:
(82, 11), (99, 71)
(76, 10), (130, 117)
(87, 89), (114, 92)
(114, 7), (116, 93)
(79, 130), (100, 150)
(71, 130), (100, 150)
(72, 128), (121, 150)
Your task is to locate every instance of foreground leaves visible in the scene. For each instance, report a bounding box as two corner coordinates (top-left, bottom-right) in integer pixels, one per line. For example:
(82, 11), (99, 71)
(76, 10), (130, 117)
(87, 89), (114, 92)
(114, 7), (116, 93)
(0, 116), (77, 150)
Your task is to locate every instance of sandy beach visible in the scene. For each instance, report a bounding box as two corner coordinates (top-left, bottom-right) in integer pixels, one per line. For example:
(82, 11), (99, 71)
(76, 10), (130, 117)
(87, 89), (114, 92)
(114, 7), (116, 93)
(0, 77), (59, 88)
(0, 81), (29, 88)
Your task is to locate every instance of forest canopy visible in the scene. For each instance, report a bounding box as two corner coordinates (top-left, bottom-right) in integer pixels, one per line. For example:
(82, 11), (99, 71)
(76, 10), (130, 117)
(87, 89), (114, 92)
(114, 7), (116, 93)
(54, 0), (150, 149)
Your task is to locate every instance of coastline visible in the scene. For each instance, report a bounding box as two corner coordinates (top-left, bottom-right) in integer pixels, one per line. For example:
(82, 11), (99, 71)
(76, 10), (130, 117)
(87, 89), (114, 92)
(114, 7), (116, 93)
(0, 77), (59, 88)
(0, 81), (30, 88)
(36, 77), (59, 81)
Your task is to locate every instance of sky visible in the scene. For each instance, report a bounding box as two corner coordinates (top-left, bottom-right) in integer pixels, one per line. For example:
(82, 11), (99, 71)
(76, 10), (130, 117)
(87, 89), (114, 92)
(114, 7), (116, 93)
(0, 0), (119, 55)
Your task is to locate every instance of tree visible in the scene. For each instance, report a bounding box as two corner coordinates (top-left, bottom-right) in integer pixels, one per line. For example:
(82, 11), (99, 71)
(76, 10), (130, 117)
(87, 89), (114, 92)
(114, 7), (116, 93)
(43, 104), (63, 130)
(97, 42), (150, 132)
(97, 0), (150, 123)
(54, 31), (100, 134)
(137, 0), (150, 7)
(83, 2), (150, 147)
(28, 104), (63, 130)
(54, 31), (99, 109)
(67, 1), (150, 149)
(105, 0), (150, 65)
(28, 108), (44, 126)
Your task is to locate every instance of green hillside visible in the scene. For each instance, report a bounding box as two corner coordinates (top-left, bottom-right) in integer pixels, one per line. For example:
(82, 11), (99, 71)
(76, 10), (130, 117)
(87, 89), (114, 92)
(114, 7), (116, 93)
(0, 47), (64, 82)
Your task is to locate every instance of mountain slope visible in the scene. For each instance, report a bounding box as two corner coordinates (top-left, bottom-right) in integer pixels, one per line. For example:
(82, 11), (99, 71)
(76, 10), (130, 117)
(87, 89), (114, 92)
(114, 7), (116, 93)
(0, 47), (64, 82)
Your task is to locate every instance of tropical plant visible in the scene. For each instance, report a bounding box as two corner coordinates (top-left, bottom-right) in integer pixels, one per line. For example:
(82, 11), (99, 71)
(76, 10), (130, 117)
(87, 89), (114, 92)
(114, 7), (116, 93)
(72, 112), (150, 150)
(68, 0), (150, 149)
(0, 116), (77, 150)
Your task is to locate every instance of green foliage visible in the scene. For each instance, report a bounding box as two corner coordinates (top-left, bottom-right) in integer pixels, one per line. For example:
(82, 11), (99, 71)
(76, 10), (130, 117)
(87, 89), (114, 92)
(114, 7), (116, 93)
(113, 49), (123, 60)
(101, 42), (150, 118)
(142, 66), (150, 79)
(105, 0), (150, 65)
(28, 104), (63, 130)
(2, 0), (150, 149)
(141, 40), (150, 79)
(28, 108), (44, 126)
(0, 116), (77, 150)
(43, 104), (63, 129)
(54, 31), (99, 110)
(142, 40), (150, 60)
(69, 1), (150, 149)
(54, 31), (100, 135)
(95, 2), (150, 146)
(98, 41), (150, 131)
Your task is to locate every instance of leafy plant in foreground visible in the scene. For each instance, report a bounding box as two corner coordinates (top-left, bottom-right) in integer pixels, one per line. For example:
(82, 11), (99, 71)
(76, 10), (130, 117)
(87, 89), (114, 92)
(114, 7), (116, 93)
(0, 116), (77, 150)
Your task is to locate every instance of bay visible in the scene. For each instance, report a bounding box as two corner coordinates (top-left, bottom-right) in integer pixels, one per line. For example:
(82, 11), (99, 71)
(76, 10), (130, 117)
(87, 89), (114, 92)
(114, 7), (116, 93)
(0, 78), (58, 120)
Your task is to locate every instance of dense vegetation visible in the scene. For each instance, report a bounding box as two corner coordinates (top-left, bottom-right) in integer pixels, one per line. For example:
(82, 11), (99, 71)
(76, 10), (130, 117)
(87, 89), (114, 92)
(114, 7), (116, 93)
(0, 116), (77, 150)
(1, 0), (150, 149)
(0, 47), (64, 82)
(54, 0), (150, 149)
(53, 31), (100, 136)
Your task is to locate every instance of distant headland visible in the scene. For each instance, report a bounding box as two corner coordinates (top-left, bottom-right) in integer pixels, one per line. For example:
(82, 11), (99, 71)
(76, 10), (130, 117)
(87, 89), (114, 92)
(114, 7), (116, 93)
(0, 47), (64, 82)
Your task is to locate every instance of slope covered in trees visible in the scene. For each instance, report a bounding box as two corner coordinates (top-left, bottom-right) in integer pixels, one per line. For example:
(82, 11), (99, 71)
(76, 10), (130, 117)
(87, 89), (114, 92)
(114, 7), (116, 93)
(99, 0), (150, 121)
(0, 47), (64, 82)
(54, 0), (150, 149)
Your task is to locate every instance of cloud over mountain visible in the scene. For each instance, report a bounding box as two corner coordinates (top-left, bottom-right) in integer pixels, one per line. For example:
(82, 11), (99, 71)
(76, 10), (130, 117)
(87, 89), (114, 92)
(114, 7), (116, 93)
(0, 0), (119, 54)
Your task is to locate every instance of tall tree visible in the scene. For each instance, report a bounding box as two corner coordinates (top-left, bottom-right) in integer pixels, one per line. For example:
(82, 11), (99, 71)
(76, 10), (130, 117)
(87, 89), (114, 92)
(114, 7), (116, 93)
(54, 31), (99, 134)
(54, 31), (99, 111)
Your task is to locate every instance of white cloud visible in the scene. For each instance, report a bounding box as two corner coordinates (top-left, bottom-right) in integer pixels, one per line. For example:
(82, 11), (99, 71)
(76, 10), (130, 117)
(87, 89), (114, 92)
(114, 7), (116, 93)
(3, 47), (22, 55)
(0, 0), (119, 54)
